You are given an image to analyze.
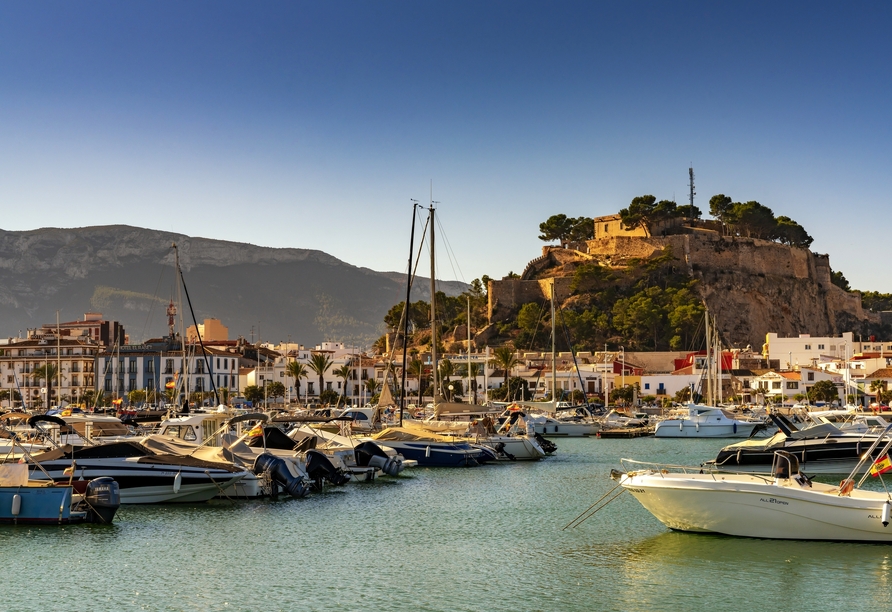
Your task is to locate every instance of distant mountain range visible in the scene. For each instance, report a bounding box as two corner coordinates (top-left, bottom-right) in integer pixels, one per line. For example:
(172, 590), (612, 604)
(0, 226), (466, 346)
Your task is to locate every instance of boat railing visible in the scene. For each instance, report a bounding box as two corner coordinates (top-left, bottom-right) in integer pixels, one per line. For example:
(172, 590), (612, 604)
(620, 458), (776, 483)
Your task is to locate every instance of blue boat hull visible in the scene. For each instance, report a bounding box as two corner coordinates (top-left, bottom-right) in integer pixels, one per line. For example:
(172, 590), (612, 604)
(0, 486), (77, 524)
(380, 441), (484, 467)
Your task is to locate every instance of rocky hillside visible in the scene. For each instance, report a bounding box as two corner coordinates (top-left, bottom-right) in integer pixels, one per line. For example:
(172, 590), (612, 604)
(487, 232), (884, 350)
(0, 225), (465, 345)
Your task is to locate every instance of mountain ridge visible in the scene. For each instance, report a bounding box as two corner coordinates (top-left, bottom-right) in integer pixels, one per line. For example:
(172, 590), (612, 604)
(0, 225), (465, 345)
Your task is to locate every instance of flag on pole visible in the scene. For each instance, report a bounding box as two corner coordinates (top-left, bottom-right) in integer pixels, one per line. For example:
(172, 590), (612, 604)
(870, 454), (892, 477)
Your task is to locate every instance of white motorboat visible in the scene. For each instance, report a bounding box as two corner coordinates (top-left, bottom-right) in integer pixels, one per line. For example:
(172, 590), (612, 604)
(616, 441), (892, 541)
(653, 405), (764, 438)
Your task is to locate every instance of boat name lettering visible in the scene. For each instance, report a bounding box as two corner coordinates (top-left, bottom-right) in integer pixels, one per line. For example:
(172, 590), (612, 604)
(627, 488), (646, 493)
(759, 497), (789, 506)
(869, 515), (881, 519)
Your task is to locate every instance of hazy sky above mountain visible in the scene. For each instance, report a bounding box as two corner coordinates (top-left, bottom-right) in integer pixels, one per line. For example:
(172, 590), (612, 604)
(2, 2), (891, 291)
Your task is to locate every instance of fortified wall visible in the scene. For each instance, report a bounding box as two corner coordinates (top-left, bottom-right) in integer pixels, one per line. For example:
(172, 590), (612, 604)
(487, 233), (879, 349)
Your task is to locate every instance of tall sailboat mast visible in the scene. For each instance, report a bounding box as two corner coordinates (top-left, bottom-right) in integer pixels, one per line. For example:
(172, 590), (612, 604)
(429, 203), (438, 404)
(551, 280), (557, 412)
(399, 200), (419, 426)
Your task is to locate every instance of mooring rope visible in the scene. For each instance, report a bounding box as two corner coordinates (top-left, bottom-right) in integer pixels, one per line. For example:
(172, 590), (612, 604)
(562, 481), (626, 530)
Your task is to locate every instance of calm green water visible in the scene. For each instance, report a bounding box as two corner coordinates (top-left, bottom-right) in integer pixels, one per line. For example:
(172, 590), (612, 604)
(4, 438), (892, 612)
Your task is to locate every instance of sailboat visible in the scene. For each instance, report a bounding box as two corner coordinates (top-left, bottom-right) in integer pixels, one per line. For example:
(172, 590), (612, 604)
(361, 202), (494, 467)
(654, 312), (764, 438)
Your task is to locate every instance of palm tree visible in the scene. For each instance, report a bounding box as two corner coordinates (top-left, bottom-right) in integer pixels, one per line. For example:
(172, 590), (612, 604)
(333, 364), (352, 407)
(438, 358), (454, 400)
(364, 378), (380, 397)
(31, 363), (60, 410)
(307, 353), (333, 400)
(490, 346), (519, 400)
(407, 358), (425, 406)
(870, 379), (888, 405)
(468, 362), (482, 405)
(286, 360), (309, 404)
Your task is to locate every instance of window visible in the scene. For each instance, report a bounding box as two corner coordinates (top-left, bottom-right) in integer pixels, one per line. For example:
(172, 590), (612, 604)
(804, 344), (811, 350)
(307, 382), (314, 394)
(830, 345), (836, 351)
(818, 344), (825, 350)
(787, 382), (798, 390)
(195, 360), (204, 374)
(644, 383), (650, 390)
(772, 382), (781, 389)
(147, 361), (154, 373)
(280, 372), (284, 378)
(808, 372), (814, 381)
(165, 359), (174, 374)
(104, 379), (112, 392)
(216, 358), (220, 369)
(326, 382), (333, 390)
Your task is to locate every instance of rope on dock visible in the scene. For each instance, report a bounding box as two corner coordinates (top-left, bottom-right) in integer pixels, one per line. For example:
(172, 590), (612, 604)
(561, 481), (626, 530)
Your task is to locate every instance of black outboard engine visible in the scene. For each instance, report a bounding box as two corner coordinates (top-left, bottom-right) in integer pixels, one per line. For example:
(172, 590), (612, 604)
(534, 433), (558, 454)
(83, 477), (121, 524)
(354, 441), (405, 476)
(304, 450), (351, 490)
(773, 450), (800, 479)
(252, 453), (309, 499)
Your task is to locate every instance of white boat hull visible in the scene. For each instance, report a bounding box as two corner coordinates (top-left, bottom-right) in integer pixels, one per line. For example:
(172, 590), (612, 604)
(621, 470), (892, 541)
(532, 422), (599, 437)
(654, 420), (760, 438)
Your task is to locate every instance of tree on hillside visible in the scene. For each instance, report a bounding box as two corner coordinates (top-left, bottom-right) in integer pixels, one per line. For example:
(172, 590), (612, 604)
(724, 201), (777, 239)
(567, 217), (594, 243)
(773, 216), (814, 248)
(619, 195), (657, 236)
(708, 194), (733, 222)
(538, 214), (577, 247)
(830, 269), (851, 291)
(676, 204), (702, 220)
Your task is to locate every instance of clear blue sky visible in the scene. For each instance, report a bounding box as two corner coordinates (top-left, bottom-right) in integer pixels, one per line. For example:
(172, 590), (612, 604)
(2, 2), (891, 291)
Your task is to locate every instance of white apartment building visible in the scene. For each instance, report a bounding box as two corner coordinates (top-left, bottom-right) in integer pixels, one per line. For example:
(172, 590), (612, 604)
(764, 332), (856, 369)
(0, 336), (99, 409)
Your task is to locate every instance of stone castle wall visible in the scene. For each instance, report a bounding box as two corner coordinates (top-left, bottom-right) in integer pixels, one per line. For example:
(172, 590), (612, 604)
(487, 233), (878, 348)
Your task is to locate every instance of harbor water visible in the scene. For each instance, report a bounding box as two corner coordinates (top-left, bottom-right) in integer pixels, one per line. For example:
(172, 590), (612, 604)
(5, 437), (892, 612)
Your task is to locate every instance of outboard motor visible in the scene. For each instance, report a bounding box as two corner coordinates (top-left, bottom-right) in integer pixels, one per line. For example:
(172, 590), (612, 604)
(354, 441), (405, 476)
(773, 450), (800, 480)
(534, 433), (558, 454)
(82, 477), (121, 524)
(253, 453), (309, 499)
(304, 450), (351, 490)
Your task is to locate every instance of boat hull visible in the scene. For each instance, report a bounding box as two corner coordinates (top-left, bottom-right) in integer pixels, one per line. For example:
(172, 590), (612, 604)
(374, 441), (483, 467)
(654, 420), (760, 438)
(621, 471), (892, 541)
(0, 486), (79, 524)
(532, 422), (599, 437)
(30, 459), (247, 504)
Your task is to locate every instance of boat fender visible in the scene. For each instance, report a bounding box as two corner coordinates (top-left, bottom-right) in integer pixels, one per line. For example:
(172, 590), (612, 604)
(11, 493), (20, 516)
(733, 423), (737, 434)
(173, 472), (182, 494)
(695, 422), (699, 432)
(425, 446), (431, 458)
(883, 501), (891, 528)
(679, 421), (683, 431)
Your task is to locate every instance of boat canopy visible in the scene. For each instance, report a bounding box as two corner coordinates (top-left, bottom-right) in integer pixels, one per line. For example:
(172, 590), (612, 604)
(372, 426), (458, 443)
